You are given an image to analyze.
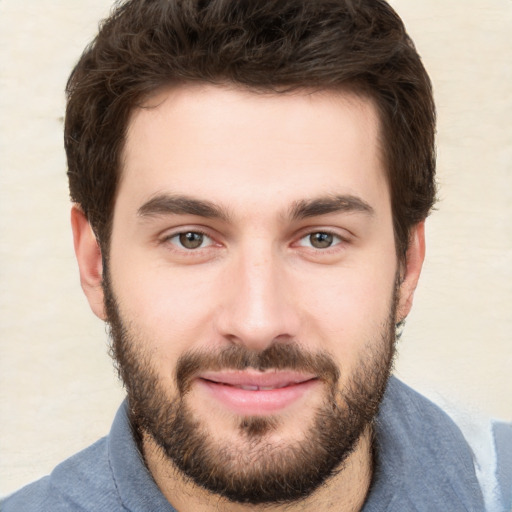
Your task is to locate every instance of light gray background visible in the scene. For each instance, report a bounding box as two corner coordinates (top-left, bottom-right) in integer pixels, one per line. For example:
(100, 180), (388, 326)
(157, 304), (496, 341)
(1, 0), (511, 497)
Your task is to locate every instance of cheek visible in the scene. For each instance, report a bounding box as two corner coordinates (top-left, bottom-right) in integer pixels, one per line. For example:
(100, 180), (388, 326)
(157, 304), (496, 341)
(297, 263), (397, 361)
(110, 258), (221, 371)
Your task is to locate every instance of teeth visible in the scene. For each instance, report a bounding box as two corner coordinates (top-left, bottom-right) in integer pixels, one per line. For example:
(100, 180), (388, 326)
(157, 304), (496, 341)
(233, 383), (291, 391)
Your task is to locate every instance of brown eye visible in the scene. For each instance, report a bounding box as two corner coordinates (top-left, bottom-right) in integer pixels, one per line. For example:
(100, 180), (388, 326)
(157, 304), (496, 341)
(309, 232), (334, 248)
(178, 232), (205, 249)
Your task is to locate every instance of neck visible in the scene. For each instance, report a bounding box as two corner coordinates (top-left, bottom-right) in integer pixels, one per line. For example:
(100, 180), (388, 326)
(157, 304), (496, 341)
(143, 426), (374, 512)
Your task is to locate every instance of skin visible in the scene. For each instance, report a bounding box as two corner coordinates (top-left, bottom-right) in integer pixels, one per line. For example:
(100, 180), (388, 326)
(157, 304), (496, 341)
(72, 84), (425, 512)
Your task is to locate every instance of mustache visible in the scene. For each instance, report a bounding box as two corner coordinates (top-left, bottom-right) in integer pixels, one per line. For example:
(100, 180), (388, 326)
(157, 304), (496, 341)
(175, 343), (340, 394)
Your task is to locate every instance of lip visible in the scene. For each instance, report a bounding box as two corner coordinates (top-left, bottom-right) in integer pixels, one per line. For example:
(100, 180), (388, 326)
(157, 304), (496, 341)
(196, 370), (319, 415)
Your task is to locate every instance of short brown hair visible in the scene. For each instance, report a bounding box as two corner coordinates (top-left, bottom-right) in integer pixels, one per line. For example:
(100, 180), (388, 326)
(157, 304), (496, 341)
(65, 0), (436, 258)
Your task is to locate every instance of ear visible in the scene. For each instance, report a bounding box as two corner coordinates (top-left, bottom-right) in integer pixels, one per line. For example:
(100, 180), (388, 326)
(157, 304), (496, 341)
(71, 205), (107, 320)
(396, 221), (426, 323)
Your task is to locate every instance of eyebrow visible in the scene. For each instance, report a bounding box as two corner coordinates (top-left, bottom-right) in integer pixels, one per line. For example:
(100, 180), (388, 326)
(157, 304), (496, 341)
(289, 195), (375, 220)
(137, 193), (374, 223)
(137, 194), (231, 222)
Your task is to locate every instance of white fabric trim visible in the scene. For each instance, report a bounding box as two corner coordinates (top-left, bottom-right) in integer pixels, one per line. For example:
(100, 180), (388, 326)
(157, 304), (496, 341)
(429, 397), (502, 512)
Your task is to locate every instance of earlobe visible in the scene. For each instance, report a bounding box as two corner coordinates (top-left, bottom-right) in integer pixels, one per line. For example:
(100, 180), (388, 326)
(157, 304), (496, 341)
(70, 205), (107, 320)
(396, 221), (426, 324)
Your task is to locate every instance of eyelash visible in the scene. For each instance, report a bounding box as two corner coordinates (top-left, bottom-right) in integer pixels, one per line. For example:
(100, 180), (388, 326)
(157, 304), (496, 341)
(295, 230), (345, 250)
(161, 228), (349, 254)
(163, 229), (216, 250)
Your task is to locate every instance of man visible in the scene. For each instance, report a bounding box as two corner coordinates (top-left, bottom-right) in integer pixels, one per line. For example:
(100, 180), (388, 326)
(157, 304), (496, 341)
(2, 0), (510, 511)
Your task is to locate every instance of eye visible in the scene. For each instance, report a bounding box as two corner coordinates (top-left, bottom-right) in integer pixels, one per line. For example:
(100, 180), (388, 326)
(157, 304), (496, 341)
(167, 231), (213, 250)
(298, 231), (342, 249)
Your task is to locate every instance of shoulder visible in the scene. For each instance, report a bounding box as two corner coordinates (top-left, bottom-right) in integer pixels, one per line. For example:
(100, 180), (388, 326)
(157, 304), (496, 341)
(1, 436), (122, 512)
(366, 378), (484, 511)
(370, 377), (512, 512)
(442, 406), (512, 512)
(1, 401), (175, 512)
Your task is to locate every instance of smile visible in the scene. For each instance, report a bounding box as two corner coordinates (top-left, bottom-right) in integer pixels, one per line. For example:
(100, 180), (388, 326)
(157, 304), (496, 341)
(196, 370), (319, 415)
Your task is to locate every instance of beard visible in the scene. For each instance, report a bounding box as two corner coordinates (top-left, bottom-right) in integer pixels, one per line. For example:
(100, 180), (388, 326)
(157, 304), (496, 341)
(104, 273), (397, 505)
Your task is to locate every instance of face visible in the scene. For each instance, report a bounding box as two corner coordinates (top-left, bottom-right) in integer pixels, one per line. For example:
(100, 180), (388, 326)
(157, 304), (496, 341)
(74, 85), (424, 505)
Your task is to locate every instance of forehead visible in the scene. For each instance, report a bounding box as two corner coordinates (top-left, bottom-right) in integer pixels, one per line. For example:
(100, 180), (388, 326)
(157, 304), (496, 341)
(119, 84), (388, 218)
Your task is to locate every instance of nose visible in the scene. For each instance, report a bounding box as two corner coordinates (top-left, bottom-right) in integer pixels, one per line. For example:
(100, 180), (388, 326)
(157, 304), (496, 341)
(215, 244), (300, 351)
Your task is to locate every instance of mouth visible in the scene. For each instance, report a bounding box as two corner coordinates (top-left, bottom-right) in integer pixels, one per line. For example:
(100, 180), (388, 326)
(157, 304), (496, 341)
(195, 370), (319, 415)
